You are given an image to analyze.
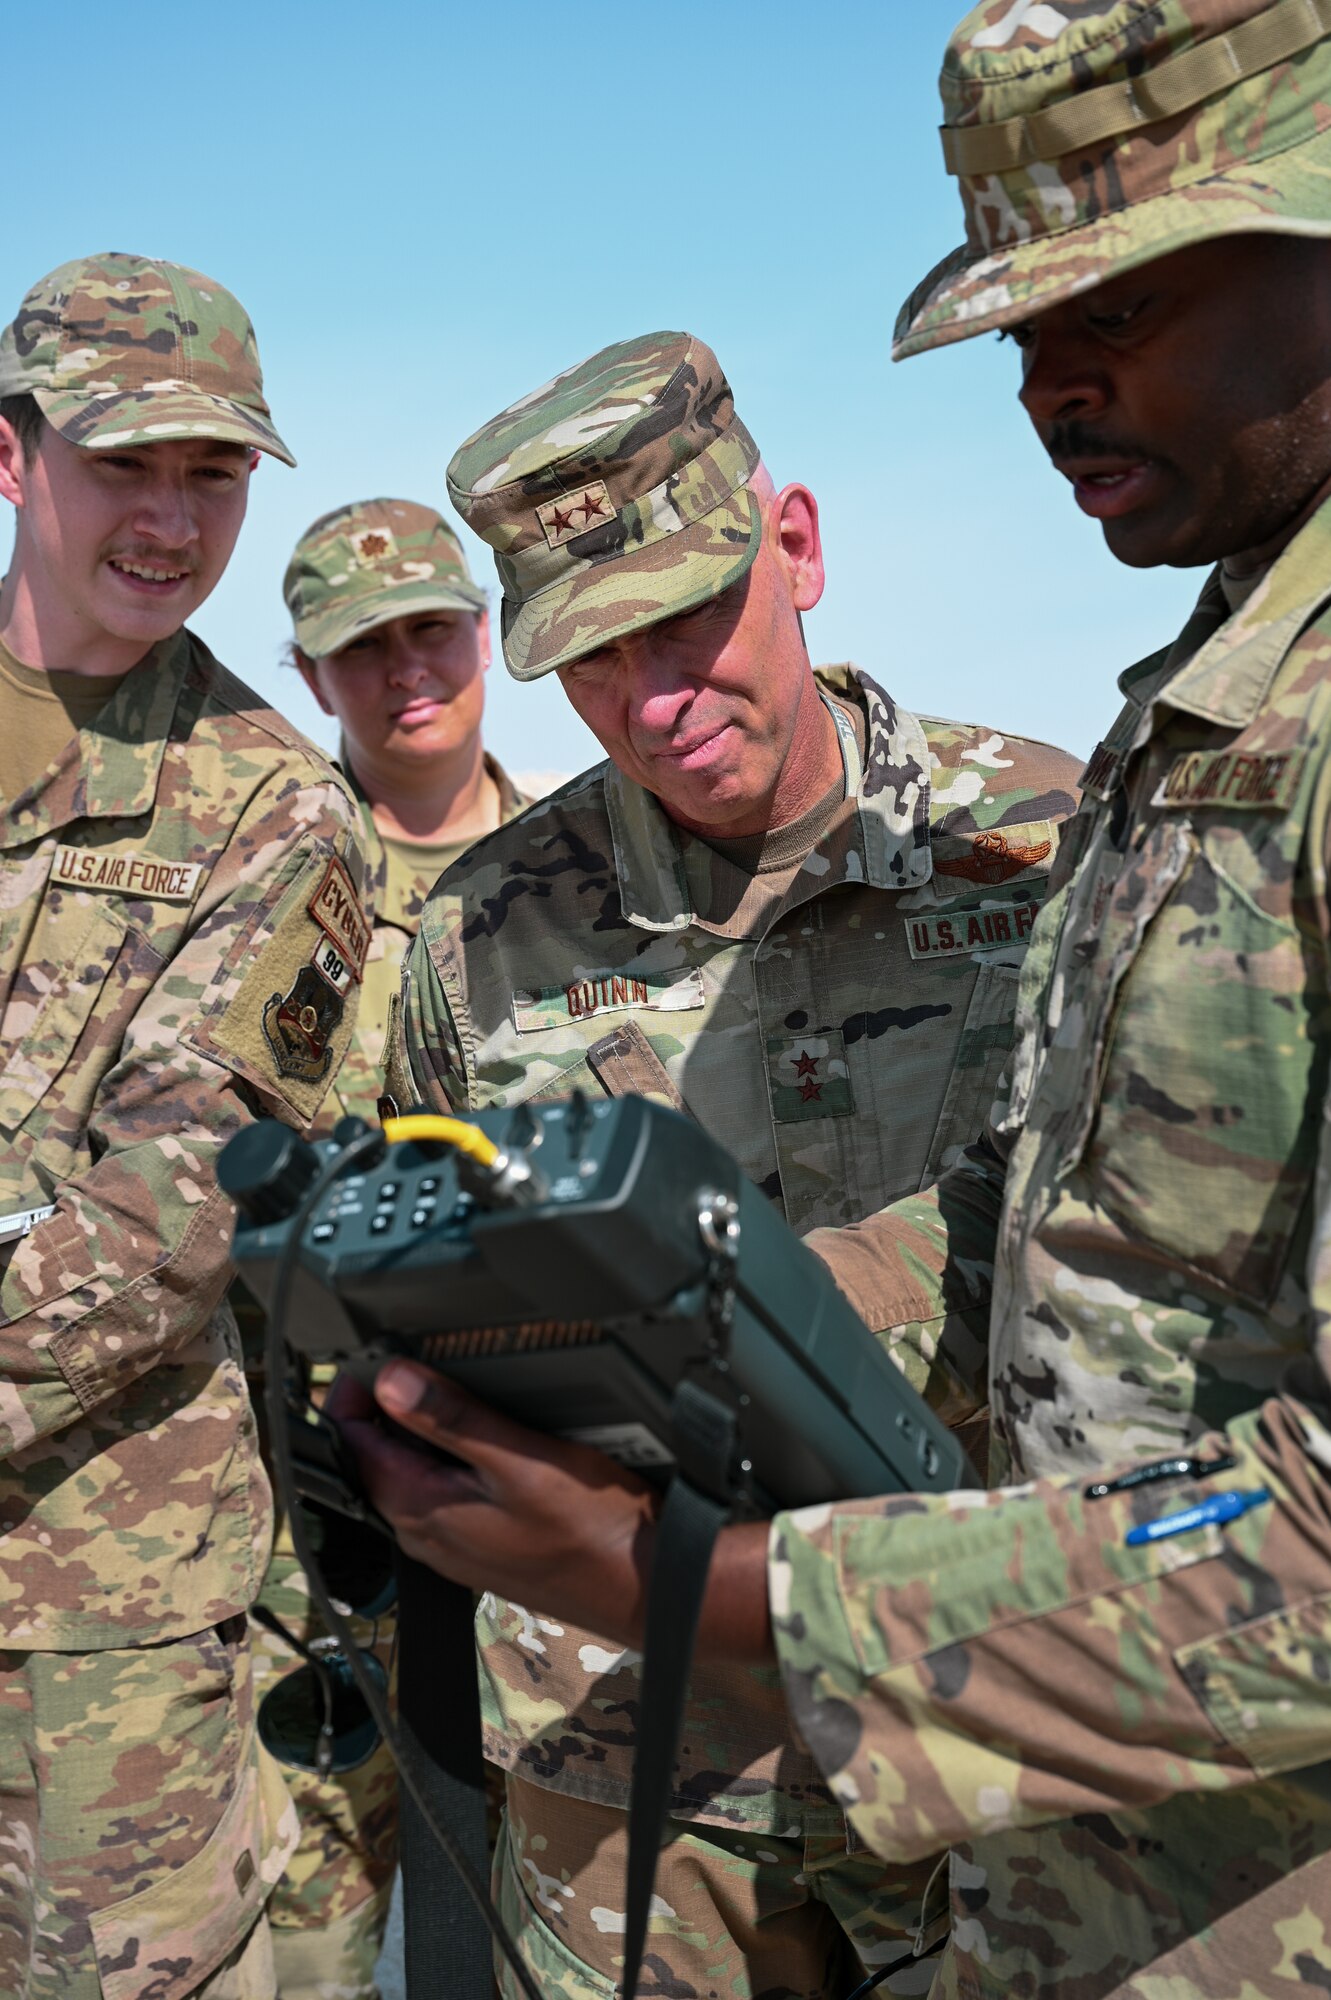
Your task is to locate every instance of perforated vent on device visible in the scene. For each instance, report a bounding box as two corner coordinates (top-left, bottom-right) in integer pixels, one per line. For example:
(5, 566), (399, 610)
(420, 1321), (605, 1362)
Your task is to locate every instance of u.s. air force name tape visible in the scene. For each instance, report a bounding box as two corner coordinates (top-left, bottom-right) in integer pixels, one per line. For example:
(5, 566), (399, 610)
(905, 899), (1042, 960)
(50, 844), (204, 902)
(1153, 747), (1306, 812)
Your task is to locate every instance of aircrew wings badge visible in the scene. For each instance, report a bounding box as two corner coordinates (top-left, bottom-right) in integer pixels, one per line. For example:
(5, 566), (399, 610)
(934, 828), (1052, 886)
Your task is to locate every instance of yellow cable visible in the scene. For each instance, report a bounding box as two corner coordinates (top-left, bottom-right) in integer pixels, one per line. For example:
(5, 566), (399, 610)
(380, 1113), (502, 1169)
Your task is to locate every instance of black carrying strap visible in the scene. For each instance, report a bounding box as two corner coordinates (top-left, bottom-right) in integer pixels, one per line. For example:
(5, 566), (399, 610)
(621, 1475), (730, 1999)
(619, 1377), (739, 2000)
(396, 1555), (493, 1998)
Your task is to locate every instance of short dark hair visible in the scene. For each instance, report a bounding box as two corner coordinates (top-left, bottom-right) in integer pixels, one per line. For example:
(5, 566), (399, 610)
(0, 393), (45, 466)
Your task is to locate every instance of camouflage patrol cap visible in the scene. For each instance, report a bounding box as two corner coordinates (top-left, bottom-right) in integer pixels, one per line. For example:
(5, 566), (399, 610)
(897, 0), (1331, 361)
(284, 498), (487, 658)
(0, 251), (295, 463)
(446, 331), (762, 680)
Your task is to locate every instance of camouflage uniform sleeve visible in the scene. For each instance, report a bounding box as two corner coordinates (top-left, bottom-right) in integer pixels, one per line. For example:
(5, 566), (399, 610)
(394, 914), (473, 1114)
(769, 1386), (1331, 1865)
(0, 779), (368, 1455)
(802, 1132), (1007, 1425)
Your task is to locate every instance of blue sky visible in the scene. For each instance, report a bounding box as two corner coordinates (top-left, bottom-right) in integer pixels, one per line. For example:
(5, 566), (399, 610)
(6, 1), (1201, 779)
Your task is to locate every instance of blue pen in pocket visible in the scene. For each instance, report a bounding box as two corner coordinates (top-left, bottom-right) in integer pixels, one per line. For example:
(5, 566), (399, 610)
(1125, 1488), (1272, 1547)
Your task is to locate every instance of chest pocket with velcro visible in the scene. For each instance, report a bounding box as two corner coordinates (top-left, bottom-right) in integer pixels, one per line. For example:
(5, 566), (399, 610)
(1063, 817), (1317, 1306)
(0, 896), (133, 1135)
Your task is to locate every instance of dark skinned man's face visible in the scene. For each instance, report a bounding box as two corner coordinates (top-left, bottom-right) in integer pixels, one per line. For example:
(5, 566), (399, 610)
(1011, 234), (1331, 573)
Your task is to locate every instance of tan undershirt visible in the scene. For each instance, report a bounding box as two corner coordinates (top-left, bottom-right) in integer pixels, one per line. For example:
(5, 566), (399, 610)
(0, 637), (124, 806)
(1219, 560), (1272, 615)
(701, 688), (868, 876)
(684, 689), (867, 928)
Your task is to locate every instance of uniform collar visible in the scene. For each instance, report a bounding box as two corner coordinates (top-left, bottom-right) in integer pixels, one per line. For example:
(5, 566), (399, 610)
(0, 629), (190, 849)
(342, 748), (529, 932)
(1148, 496), (1331, 731)
(604, 663), (933, 934)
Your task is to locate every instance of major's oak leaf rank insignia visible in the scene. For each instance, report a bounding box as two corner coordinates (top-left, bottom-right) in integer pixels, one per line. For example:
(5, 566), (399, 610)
(349, 525), (397, 564)
(262, 963), (344, 1081)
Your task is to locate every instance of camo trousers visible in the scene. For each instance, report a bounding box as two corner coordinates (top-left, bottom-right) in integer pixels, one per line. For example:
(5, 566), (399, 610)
(250, 1542), (398, 2000)
(0, 1620), (295, 2000)
(494, 1772), (944, 2000)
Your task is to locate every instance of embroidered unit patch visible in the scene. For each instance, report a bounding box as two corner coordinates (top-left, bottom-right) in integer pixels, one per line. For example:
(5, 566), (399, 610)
(261, 964), (345, 1081)
(308, 857), (370, 978)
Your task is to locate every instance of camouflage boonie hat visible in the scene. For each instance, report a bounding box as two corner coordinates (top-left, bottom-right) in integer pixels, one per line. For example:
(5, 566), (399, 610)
(897, 0), (1331, 360)
(284, 498), (487, 658)
(0, 251), (295, 463)
(446, 331), (762, 681)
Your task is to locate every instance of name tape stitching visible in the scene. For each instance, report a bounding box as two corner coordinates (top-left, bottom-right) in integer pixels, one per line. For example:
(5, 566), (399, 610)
(50, 845), (204, 902)
(905, 899), (1042, 960)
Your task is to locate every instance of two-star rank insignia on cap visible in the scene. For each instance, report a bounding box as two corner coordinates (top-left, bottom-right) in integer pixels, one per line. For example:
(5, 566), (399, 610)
(537, 480), (613, 549)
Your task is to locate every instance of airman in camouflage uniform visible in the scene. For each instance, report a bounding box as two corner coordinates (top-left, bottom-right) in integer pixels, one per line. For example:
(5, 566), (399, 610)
(285, 498), (533, 1128)
(246, 500), (533, 2000)
(392, 331), (1080, 1999)
(0, 254), (370, 1999)
(765, 8), (1331, 1994)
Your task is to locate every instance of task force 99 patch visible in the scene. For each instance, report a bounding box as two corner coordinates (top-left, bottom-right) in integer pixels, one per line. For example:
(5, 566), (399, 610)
(260, 857), (371, 1081)
(186, 847), (371, 1125)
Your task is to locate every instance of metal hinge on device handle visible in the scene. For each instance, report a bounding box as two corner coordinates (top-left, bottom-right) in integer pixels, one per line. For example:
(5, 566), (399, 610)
(697, 1188), (740, 1353)
(659, 1189), (745, 1507)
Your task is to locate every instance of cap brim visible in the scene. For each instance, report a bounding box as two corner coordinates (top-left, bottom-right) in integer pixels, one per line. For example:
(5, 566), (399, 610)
(895, 128), (1331, 360)
(501, 488), (763, 682)
(296, 577), (489, 659)
(34, 386), (296, 466)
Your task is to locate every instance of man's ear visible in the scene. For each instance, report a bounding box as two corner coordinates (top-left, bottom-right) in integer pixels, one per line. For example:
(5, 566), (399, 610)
(476, 608), (492, 673)
(0, 416), (29, 511)
(294, 649), (336, 717)
(770, 483), (826, 614)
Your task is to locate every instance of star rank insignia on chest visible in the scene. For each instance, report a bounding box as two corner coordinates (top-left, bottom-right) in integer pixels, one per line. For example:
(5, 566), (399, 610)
(536, 481), (613, 549)
(767, 1033), (855, 1123)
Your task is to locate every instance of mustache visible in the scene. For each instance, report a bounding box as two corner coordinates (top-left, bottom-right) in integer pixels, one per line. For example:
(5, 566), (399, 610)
(1045, 420), (1152, 468)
